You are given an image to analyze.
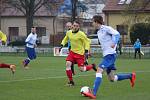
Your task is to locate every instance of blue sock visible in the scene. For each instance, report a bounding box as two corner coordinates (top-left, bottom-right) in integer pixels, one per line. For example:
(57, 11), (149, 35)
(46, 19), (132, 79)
(25, 59), (30, 65)
(93, 77), (102, 96)
(117, 74), (132, 81)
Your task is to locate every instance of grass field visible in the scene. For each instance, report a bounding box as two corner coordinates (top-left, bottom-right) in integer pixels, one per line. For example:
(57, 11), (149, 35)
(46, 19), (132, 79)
(0, 56), (150, 100)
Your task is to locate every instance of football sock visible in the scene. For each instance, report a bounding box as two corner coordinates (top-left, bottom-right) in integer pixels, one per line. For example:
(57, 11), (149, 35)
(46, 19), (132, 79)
(85, 64), (93, 71)
(93, 73), (102, 96)
(116, 74), (132, 81)
(66, 69), (73, 81)
(24, 58), (30, 66)
(0, 63), (10, 68)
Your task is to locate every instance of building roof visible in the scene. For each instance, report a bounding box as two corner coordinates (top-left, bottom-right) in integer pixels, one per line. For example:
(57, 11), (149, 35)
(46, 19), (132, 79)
(103, 0), (150, 13)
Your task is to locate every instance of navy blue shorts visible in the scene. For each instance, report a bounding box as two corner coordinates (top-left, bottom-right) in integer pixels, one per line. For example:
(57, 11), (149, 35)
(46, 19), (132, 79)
(26, 47), (36, 60)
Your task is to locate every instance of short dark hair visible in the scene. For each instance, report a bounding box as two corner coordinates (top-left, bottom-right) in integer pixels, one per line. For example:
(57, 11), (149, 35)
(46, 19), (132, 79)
(73, 20), (80, 25)
(92, 15), (104, 24)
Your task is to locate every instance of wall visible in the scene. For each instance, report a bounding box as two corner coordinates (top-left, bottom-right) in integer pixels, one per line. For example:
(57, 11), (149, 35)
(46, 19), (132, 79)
(104, 12), (150, 44)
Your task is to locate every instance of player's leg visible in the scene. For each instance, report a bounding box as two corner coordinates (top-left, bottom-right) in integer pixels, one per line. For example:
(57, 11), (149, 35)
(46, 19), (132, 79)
(77, 56), (97, 72)
(23, 47), (30, 67)
(82, 67), (103, 99)
(71, 63), (75, 75)
(134, 49), (137, 59)
(23, 47), (35, 68)
(137, 48), (141, 59)
(92, 67), (103, 96)
(66, 61), (74, 86)
(84, 54), (89, 65)
(32, 48), (37, 60)
(0, 63), (16, 74)
(84, 54), (117, 99)
(65, 51), (75, 86)
(106, 54), (136, 87)
(107, 67), (136, 87)
(82, 55), (115, 99)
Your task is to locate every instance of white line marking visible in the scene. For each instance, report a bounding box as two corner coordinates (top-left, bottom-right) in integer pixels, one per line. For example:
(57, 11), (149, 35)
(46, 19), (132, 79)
(0, 70), (149, 83)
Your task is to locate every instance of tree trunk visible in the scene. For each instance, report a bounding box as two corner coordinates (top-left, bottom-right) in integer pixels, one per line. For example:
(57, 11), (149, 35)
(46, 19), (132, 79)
(52, 16), (56, 46)
(26, 0), (35, 36)
(71, 0), (77, 22)
(26, 14), (34, 35)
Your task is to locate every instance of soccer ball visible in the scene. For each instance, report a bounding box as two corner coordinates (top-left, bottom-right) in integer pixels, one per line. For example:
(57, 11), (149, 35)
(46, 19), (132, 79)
(80, 86), (90, 96)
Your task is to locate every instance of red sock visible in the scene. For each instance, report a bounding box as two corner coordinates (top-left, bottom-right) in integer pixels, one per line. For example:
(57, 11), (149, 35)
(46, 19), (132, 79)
(66, 70), (73, 81)
(85, 64), (93, 71)
(0, 63), (10, 68)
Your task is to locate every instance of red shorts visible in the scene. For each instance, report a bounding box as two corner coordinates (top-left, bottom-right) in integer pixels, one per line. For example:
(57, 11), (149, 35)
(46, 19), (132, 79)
(66, 51), (85, 67)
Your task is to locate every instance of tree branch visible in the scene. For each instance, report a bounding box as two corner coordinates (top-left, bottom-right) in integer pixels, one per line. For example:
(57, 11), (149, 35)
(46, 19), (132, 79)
(34, 0), (48, 13)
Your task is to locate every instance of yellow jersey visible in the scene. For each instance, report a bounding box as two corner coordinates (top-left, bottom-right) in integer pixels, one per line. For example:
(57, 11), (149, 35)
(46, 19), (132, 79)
(0, 31), (7, 43)
(61, 30), (90, 55)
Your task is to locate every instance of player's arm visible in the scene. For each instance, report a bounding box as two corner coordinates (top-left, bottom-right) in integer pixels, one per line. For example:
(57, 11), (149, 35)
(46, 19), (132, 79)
(81, 33), (90, 52)
(59, 32), (69, 52)
(25, 34), (33, 45)
(87, 38), (91, 50)
(85, 37), (91, 58)
(139, 42), (142, 48)
(107, 27), (120, 48)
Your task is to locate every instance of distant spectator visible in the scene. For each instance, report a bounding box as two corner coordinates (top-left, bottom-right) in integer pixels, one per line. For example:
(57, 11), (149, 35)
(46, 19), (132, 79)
(65, 22), (72, 50)
(134, 38), (141, 59)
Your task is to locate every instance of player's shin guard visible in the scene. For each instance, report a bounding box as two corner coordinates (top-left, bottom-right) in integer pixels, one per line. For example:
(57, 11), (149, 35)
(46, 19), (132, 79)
(93, 73), (102, 96)
(0, 63), (10, 68)
(66, 69), (73, 81)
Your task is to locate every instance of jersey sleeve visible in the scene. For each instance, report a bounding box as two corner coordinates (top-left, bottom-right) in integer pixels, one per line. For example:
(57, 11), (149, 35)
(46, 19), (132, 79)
(81, 32), (90, 51)
(25, 34), (33, 45)
(61, 31), (69, 46)
(87, 38), (91, 50)
(107, 26), (120, 44)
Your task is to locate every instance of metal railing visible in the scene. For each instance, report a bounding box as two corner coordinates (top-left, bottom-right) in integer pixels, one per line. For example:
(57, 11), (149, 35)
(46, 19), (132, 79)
(0, 46), (150, 59)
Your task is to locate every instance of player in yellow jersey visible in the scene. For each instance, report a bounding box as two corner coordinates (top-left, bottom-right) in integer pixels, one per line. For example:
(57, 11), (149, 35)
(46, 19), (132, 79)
(0, 30), (16, 74)
(59, 21), (97, 86)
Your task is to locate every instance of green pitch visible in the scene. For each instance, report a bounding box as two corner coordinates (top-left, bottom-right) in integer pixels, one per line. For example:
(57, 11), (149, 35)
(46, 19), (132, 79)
(0, 56), (150, 100)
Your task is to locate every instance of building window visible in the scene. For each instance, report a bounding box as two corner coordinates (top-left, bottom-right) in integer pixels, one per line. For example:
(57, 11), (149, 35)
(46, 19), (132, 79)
(8, 27), (19, 41)
(36, 27), (46, 37)
(116, 25), (128, 35)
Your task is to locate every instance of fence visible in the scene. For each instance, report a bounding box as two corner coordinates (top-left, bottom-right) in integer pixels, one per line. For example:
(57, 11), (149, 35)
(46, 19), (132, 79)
(0, 46), (150, 59)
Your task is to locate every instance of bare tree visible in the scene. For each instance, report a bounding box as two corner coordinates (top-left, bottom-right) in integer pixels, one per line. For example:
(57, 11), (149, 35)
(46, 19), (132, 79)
(3, 0), (63, 35)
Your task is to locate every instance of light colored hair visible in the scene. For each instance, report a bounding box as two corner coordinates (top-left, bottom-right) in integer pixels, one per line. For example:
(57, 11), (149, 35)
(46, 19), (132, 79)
(66, 22), (72, 27)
